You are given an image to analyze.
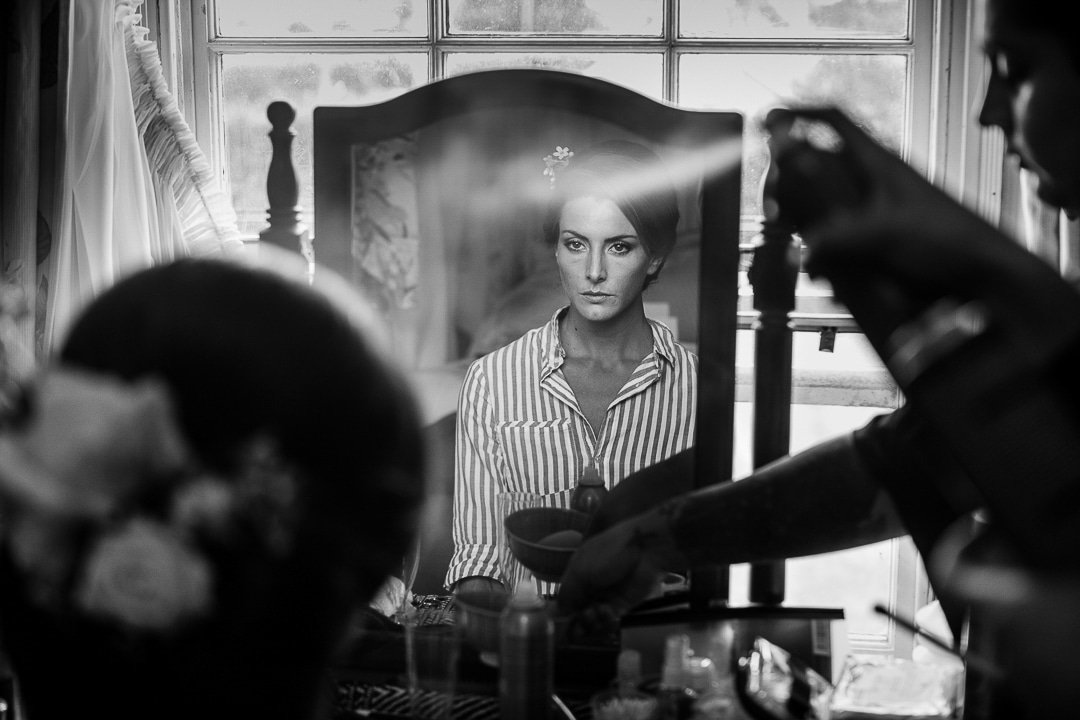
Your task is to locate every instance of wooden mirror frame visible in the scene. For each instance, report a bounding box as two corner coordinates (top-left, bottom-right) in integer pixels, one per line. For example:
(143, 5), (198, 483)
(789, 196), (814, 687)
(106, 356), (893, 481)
(311, 69), (743, 600)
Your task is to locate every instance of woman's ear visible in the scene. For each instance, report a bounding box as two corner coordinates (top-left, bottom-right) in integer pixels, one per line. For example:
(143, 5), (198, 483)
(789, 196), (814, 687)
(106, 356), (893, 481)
(647, 256), (665, 278)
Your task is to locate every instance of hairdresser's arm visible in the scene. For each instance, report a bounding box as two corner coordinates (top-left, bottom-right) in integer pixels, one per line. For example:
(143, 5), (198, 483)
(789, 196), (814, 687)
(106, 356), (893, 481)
(587, 449), (695, 537)
(558, 427), (904, 619)
(559, 406), (984, 620)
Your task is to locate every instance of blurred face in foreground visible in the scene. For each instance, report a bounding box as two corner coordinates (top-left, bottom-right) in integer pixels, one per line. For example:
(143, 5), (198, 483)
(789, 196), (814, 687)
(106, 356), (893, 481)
(978, 0), (1080, 218)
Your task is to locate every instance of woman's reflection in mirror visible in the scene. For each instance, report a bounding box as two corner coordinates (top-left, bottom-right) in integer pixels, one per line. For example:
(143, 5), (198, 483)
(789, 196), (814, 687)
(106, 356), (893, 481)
(448, 140), (697, 596)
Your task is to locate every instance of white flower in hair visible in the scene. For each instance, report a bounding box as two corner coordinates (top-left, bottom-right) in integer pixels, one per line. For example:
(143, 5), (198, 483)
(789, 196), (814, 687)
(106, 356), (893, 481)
(0, 369), (303, 634)
(542, 145), (575, 187)
(76, 519), (213, 630)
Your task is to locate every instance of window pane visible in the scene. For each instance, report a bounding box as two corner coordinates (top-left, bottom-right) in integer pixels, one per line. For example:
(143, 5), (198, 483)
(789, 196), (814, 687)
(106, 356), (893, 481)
(731, 331), (900, 647)
(444, 53), (663, 100)
(221, 53), (427, 236)
(787, 539), (914, 643)
(679, 53), (907, 217)
(680, 0), (910, 40)
(447, 0), (663, 36)
(216, 0), (428, 38)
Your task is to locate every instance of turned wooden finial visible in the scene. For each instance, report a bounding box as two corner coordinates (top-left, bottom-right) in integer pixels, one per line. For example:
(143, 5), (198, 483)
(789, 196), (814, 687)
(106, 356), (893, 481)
(259, 100), (310, 254)
(744, 128), (801, 606)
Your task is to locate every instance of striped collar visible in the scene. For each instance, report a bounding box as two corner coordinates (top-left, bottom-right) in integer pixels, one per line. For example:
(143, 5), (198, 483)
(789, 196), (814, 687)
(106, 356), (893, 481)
(539, 306), (680, 379)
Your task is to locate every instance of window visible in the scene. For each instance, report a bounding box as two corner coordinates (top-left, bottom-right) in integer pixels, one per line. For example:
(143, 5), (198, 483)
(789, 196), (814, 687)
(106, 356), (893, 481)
(158, 0), (979, 660)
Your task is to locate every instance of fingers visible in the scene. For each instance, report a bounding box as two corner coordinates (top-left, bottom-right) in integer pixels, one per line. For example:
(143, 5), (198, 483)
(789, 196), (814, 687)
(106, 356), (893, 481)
(768, 106), (884, 159)
(798, 205), (885, 275)
(766, 106), (913, 199)
(558, 546), (635, 614)
(560, 569), (656, 634)
(559, 543), (660, 625)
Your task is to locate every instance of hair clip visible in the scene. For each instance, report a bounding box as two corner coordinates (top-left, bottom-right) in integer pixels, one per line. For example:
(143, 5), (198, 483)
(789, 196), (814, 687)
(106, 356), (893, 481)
(542, 146), (574, 188)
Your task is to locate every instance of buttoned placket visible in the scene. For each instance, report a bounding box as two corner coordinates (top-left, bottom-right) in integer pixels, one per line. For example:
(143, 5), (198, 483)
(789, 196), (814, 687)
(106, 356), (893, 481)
(539, 328), (667, 469)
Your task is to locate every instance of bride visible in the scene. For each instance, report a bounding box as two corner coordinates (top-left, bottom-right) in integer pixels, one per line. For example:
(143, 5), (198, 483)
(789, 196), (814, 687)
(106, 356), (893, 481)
(448, 140), (698, 595)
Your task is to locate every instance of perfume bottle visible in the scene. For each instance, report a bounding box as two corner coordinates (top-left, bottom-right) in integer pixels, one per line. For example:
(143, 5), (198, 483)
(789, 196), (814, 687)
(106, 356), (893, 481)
(498, 578), (553, 720)
(570, 462), (607, 516)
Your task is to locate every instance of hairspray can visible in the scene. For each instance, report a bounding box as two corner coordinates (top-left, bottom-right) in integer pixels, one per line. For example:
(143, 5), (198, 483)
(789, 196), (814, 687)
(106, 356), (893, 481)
(499, 578), (553, 719)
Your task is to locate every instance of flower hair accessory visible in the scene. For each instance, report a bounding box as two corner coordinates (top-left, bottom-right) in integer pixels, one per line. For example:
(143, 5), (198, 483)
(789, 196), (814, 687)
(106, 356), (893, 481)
(543, 145), (574, 188)
(0, 369), (301, 632)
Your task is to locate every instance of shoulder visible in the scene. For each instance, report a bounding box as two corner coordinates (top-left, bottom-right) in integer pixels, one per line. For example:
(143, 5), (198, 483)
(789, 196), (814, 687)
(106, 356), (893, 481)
(466, 325), (546, 376)
(647, 318), (698, 369)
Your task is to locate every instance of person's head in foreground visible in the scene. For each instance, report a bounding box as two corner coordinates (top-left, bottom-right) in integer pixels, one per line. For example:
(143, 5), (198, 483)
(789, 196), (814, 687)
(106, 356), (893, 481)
(544, 139), (680, 326)
(978, 0), (1080, 218)
(0, 256), (424, 720)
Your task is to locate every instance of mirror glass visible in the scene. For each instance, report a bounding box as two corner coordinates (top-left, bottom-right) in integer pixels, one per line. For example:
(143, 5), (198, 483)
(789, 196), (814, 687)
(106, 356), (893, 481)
(345, 110), (704, 429)
(313, 92), (738, 595)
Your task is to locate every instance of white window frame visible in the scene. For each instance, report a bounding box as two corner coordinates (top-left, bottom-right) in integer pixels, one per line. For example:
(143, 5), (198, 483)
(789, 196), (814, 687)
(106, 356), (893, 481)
(147, 0), (1000, 213)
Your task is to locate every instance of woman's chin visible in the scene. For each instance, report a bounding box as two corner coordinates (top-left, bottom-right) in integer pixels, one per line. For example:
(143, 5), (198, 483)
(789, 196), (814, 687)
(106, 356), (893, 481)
(572, 304), (621, 324)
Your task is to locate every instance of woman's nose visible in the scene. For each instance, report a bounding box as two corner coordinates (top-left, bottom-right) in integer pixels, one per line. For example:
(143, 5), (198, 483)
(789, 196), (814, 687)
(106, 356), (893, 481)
(586, 250), (606, 282)
(977, 76), (1012, 135)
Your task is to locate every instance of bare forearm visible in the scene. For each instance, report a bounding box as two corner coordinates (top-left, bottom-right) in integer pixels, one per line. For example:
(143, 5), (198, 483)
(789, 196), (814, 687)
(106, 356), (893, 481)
(661, 433), (904, 567)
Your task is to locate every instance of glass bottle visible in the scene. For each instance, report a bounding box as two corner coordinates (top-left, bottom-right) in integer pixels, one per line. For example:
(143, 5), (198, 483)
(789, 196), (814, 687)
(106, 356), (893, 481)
(570, 462), (607, 516)
(658, 634), (697, 720)
(498, 578), (553, 720)
(592, 649), (659, 720)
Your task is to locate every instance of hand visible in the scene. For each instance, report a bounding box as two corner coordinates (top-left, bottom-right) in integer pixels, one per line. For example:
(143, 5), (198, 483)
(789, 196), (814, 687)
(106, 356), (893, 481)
(558, 506), (685, 628)
(453, 576), (506, 596)
(586, 450), (694, 537)
(766, 107), (1012, 292)
(766, 106), (1080, 359)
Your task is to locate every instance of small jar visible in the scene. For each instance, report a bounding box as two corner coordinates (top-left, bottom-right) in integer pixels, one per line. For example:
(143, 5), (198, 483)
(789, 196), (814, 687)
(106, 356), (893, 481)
(570, 463), (607, 516)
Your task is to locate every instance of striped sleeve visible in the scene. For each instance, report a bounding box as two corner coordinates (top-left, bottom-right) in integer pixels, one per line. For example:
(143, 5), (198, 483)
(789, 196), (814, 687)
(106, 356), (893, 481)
(445, 359), (503, 588)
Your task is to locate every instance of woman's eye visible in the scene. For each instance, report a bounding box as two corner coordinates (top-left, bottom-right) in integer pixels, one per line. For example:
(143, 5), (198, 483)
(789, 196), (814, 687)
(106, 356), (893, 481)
(563, 239), (585, 252)
(609, 242), (630, 255)
(992, 51), (1027, 85)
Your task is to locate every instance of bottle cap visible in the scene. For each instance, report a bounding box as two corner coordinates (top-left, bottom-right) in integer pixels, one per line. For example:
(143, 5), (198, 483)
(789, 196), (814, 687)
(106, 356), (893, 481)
(580, 463), (602, 486)
(686, 656), (720, 694)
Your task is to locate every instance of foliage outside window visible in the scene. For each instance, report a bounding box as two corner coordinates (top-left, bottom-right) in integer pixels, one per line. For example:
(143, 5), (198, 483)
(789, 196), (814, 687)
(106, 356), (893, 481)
(192, 0), (919, 240)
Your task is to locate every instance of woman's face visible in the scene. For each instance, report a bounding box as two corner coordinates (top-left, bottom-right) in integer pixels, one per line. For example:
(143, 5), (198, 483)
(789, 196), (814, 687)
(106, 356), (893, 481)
(978, 0), (1080, 218)
(556, 196), (663, 324)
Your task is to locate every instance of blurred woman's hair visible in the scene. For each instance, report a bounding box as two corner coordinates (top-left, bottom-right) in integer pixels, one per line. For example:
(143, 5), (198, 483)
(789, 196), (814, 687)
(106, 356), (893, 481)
(992, 0), (1080, 68)
(0, 257), (424, 720)
(544, 139), (680, 286)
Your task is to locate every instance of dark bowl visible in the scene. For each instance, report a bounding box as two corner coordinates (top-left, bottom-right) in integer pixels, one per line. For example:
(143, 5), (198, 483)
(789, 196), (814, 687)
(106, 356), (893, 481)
(504, 507), (591, 583)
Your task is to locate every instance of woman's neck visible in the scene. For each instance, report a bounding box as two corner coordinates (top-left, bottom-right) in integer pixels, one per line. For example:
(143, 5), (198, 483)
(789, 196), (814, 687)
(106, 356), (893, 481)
(559, 304), (654, 363)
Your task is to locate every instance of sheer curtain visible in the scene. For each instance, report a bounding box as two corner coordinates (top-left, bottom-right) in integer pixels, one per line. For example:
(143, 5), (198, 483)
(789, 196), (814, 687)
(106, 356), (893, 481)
(0, 0), (53, 381)
(41, 0), (242, 352)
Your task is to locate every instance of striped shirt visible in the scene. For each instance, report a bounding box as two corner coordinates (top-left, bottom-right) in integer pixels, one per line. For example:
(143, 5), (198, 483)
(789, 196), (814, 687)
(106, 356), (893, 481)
(446, 308), (697, 590)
